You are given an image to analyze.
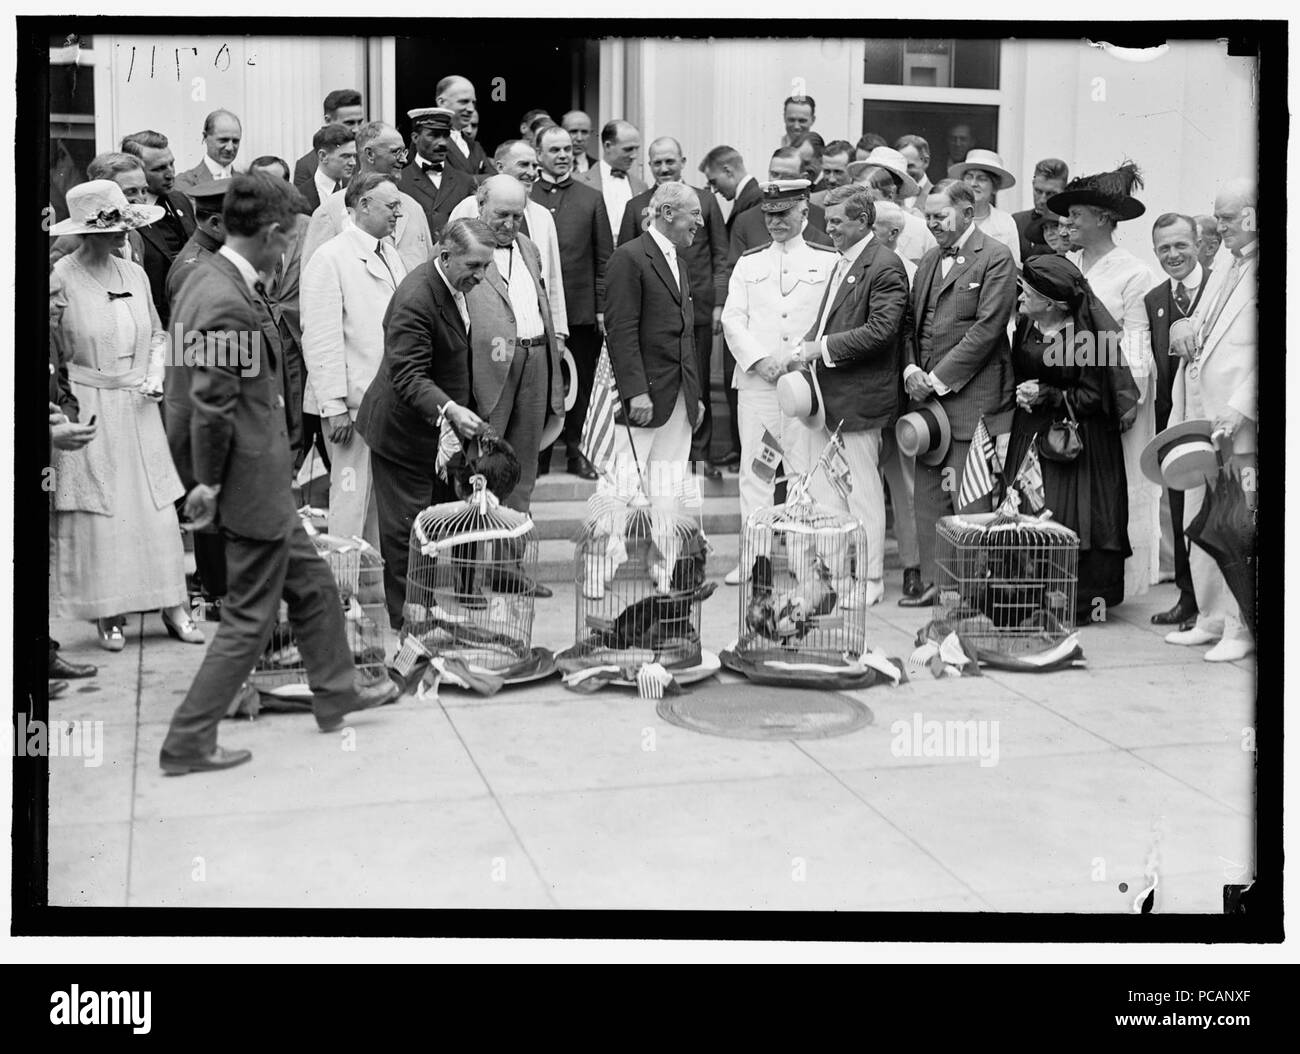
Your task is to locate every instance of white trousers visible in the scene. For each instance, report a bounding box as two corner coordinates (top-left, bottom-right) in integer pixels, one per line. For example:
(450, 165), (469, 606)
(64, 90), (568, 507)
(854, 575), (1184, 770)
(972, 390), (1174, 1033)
(803, 425), (886, 582)
(325, 421), (381, 550)
(736, 388), (812, 523)
(612, 392), (693, 504)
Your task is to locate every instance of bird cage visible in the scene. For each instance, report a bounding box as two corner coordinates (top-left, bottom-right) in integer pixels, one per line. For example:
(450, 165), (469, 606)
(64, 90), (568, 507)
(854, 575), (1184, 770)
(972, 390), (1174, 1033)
(403, 474), (539, 673)
(250, 530), (389, 693)
(934, 511), (1079, 657)
(566, 488), (716, 671)
(735, 476), (868, 664)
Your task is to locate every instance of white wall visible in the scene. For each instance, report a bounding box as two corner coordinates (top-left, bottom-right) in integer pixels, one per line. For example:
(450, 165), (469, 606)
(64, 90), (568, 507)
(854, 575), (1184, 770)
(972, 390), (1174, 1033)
(96, 35), (367, 172)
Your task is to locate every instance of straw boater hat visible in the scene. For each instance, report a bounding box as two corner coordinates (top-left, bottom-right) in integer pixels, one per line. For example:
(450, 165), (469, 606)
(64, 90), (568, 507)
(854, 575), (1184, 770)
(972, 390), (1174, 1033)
(947, 148), (1017, 190)
(1140, 419), (1220, 490)
(847, 147), (919, 198)
(1046, 161), (1146, 221)
(777, 364), (826, 431)
(895, 399), (952, 467)
(48, 179), (163, 236)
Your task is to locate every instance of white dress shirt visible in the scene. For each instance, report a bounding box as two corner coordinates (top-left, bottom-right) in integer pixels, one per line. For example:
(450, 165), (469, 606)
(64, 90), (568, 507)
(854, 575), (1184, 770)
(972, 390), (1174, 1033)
(1168, 262), (1204, 312)
(314, 166), (343, 207)
(414, 155), (443, 190)
(647, 223), (681, 289)
(494, 243), (547, 339)
(817, 232), (874, 363)
(202, 155), (233, 180)
(435, 257), (469, 332)
(451, 129), (470, 158)
(598, 159), (634, 241)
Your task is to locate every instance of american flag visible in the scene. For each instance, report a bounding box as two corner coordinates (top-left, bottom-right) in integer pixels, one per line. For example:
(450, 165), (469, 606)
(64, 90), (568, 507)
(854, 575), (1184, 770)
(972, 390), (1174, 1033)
(581, 343), (620, 476)
(958, 416), (998, 510)
(819, 427), (853, 503)
(1012, 444), (1046, 513)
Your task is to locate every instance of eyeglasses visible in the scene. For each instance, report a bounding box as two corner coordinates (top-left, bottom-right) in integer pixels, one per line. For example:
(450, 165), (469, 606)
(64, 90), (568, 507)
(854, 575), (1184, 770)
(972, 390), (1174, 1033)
(364, 198), (403, 215)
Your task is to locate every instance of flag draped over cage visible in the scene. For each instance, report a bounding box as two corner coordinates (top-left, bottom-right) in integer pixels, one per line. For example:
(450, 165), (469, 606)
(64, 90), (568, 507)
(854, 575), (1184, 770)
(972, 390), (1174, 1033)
(397, 474), (554, 692)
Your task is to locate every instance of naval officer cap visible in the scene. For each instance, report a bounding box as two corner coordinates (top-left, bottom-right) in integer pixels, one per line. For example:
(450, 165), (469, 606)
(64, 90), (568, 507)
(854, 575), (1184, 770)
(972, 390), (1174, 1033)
(408, 107), (456, 131)
(759, 178), (812, 212)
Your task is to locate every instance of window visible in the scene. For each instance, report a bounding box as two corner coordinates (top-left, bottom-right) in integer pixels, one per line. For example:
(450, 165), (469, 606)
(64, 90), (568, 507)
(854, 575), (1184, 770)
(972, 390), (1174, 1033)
(864, 39), (1000, 90)
(49, 34), (97, 221)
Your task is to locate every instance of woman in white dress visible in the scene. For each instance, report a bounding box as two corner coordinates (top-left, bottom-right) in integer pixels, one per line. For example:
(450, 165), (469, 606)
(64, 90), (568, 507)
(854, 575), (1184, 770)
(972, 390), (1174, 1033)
(49, 180), (203, 651)
(949, 149), (1023, 270)
(1048, 163), (1160, 602)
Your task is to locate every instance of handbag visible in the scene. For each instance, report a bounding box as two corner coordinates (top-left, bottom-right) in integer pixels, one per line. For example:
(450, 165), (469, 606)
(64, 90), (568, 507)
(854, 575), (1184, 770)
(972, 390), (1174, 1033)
(1037, 390), (1083, 463)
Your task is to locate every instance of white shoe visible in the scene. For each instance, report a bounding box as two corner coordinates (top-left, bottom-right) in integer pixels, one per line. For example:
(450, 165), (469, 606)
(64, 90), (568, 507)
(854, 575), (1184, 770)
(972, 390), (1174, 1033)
(864, 579), (885, 607)
(1165, 626), (1220, 646)
(724, 566), (742, 586)
(1204, 637), (1254, 663)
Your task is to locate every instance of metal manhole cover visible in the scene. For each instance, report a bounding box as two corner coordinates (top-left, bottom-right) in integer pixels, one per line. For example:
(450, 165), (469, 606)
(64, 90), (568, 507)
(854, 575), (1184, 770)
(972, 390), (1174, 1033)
(656, 683), (873, 740)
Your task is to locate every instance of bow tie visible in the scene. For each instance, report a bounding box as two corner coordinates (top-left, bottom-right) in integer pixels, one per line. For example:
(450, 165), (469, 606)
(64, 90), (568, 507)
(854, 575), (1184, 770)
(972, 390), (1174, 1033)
(609, 169), (627, 179)
(422, 159), (444, 173)
(942, 245), (961, 258)
(106, 290), (133, 301)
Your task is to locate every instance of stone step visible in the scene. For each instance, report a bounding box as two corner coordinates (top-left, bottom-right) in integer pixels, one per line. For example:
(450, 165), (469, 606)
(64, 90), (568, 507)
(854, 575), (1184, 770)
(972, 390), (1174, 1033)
(532, 469), (741, 502)
(527, 497), (744, 541)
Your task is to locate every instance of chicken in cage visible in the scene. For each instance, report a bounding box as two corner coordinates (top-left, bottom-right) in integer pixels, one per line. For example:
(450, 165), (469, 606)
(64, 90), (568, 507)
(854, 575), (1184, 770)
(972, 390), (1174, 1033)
(402, 472), (543, 680)
(934, 511), (1079, 658)
(731, 476), (868, 668)
(560, 487), (717, 674)
(250, 528), (389, 696)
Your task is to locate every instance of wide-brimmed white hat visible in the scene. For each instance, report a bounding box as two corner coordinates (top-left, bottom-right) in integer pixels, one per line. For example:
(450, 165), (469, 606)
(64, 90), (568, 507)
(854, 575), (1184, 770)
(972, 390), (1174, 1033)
(895, 399), (952, 467)
(49, 179), (163, 237)
(847, 147), (920, 199)
(776, 364), (826, 431)
(948, 149), (1017, 190)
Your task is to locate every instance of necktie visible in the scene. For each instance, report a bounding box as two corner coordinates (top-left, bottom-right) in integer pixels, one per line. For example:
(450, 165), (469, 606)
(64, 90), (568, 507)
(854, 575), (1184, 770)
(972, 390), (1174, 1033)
(253, 279), (272, 312)
(610, 168), (627, 179)
(375, 241), (396, 284)
(1173, 281), (1190, 316)
(816, 257), (848, 339)
(333, 179), (343, 193)
(106, 290), (133, 301)
(942, 244), (960, 257)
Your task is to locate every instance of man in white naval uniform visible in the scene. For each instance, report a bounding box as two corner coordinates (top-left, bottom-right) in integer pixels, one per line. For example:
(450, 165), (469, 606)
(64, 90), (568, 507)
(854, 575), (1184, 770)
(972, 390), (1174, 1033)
(721, 179), (838, 585)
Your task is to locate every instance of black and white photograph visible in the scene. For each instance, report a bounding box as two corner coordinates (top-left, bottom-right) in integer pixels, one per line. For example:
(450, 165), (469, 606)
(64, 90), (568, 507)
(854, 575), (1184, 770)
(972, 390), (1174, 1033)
(10, 7), (1286, 964)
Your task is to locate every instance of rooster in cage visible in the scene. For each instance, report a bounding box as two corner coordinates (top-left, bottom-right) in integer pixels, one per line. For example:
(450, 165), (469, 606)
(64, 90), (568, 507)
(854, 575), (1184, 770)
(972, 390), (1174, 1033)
(745, 553), (838, 644)
(585, 535), (718, 651)
(949, 528), (1071, 635)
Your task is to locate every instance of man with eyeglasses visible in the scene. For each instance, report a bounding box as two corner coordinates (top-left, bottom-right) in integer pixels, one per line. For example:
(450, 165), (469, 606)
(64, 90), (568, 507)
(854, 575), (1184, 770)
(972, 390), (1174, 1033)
(301, 172), (409, 546)
(301, 121), (432, 275)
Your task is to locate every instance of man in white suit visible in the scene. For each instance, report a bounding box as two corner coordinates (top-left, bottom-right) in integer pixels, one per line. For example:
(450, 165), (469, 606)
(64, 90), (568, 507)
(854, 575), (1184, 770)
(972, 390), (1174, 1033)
(1166, 177), (1257, 662)
(300, 172), (409, 546)
(301, 121), (432, 275)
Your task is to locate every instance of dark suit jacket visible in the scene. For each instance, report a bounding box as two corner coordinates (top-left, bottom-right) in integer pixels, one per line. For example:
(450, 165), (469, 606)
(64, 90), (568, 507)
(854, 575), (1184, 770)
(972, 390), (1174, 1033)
(725, 178), (764, 234)
(603, 231), (700, 429)
(292, 149), (315, 188)
(137, 190), (197, 326)
(49, 332), (78, 420)
(355, 260), (474, 471)
(444, 137), (491, 177)
(531, 176), (612, 327)
(803, 237), (909, 432)
(1013, 208), (1055, 262)
(1144, 268), (1210, 432)
(294, 171), (324, 216)
(403, 162), (476, 241)
(904, 227), (1018, 441)
(617, 185), (729, 324)
(168, 252), (297, 540)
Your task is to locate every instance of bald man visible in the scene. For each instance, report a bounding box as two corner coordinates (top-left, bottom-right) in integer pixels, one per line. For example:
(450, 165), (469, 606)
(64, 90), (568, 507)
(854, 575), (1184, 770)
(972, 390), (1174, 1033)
(435, 74), (491, 176)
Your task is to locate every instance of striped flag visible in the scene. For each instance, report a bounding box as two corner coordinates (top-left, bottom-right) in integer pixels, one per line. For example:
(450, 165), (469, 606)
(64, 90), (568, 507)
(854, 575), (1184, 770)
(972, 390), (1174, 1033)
(958, 416), (997, 510)
(1012, 444), (1047, 513)
(819, 428), (853, 503)
(751, 427), (784, 484)
(581, 344), (620, 476)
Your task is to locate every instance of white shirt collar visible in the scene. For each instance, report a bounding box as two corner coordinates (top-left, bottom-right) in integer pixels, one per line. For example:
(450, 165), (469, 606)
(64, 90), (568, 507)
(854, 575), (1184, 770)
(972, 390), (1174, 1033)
(951, 222), (977, 252)
(1234, 239), (1258, 260)
(734, 173), (756, 200)
(1170, 262), (1204, 292)
(202, 155), (232, 179)
(315, 166), (342, 203)
(776, 231), (807, 253)
(434, 257), (464, 302)
(599, 159), (629, 183)
(218, 245), (261, 293)
(840, 230), (874, 265)
(648, 223), (677, 261)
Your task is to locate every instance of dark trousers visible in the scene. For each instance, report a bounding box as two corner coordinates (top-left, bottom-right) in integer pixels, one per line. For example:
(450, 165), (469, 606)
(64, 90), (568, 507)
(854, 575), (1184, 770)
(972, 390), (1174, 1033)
(720, 338), (740, 455)
(556, 323), (601, 459)
(192, 530), (228, 597)
(690, 322), (714, 461)
(370, 449), (454, 629)
(160, 522), (357, 760)
(1170, 486), (1196, 609)
(914, 438), (996, 584)
(298, 412), (332, 474)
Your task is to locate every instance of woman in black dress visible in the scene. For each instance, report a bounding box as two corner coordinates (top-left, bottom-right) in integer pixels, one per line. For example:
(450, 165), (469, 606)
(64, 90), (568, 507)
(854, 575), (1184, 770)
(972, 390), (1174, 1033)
(1007, 254), (1135, 621)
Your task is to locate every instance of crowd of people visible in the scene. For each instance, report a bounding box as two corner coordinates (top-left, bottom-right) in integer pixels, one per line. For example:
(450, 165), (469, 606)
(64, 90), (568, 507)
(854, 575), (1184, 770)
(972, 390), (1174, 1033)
(45, 78), (1258, 773)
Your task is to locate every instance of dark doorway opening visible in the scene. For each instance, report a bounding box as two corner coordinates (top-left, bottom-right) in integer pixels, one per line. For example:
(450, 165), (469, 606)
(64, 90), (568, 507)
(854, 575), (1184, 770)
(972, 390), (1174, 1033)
(394, 37), (598, 155)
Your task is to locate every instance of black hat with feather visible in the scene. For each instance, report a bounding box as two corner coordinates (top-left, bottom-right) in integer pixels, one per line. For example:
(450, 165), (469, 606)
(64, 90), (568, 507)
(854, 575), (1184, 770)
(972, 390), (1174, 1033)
(1047, 160), (1146, 221)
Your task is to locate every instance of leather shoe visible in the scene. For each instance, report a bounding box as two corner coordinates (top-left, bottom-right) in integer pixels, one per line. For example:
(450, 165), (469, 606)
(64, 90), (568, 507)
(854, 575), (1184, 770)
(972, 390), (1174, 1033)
(1165, 626), (1219, 646)
(1205, 637), (1254, 663)
(567, 455), (599, 480)
(724, 566), (742, 586)
(160, 745), (253, 775)
(715, 450), (741, 468)
(898, 583), (940, 607)
(694, 459), (721, 480)
(902, 567), (922, 598)
(49, 652), (97, 679)
(530, 580), (553, 598)
(316, 678), (401, 733)
(49, 680), (69, 699)
(1151, 597), (1199, 626)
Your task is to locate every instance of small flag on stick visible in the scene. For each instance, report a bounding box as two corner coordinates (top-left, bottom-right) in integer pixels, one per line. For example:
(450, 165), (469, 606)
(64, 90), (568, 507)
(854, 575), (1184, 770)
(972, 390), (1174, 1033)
(817, 425), (853, 503)
(751, 427), (784, 484)
(581, 344), (620, 477)
(958, 416), (997, 510)
(1012, 444), (1046, 513)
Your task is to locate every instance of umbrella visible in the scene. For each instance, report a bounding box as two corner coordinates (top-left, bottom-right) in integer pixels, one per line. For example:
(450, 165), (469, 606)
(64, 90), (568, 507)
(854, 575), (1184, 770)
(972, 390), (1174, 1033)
(1184, 460), (1256, 639)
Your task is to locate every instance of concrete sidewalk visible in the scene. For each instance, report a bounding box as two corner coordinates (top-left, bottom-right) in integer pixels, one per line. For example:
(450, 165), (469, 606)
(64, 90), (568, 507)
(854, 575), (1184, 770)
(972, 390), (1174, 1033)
(45, 571), (1254, 913)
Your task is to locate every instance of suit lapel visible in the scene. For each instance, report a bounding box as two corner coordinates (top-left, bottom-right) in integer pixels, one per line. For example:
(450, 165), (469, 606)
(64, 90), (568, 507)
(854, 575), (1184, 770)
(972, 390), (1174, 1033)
(429, 267), (468, 342)
(1200, 262), (1254, 362)
(137, 220), (172, 257)
(940, 227), (983, 294)
(643, 232), (682, 303)
(210, 253), (279, 371)
(827, 239), (876, 320)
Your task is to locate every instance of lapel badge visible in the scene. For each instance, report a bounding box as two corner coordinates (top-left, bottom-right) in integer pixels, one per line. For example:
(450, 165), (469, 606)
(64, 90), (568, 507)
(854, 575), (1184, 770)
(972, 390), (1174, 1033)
(846, 275), (857, 285)
(956, 256), (966, 265)
(1157, 307), (1165, 318)
(275, 393), (285, 408)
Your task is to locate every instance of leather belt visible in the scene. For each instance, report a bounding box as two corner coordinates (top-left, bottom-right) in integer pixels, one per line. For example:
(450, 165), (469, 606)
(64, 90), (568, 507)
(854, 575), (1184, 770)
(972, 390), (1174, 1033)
(512, 336), (548, 347)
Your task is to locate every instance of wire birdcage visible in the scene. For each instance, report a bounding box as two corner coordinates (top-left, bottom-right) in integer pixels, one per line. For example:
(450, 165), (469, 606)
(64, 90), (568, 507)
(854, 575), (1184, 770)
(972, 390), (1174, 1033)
(403, 475), (539, 672)
(568, 487), (715, 671)
(736, 476), (868, 664)
(250, 529), (389, 692)
(934, 511), (1079, 657)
